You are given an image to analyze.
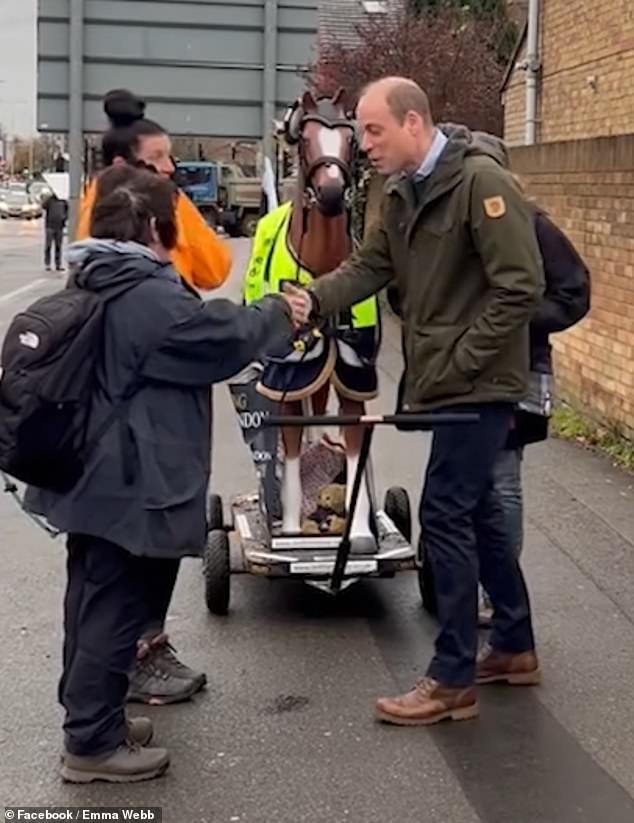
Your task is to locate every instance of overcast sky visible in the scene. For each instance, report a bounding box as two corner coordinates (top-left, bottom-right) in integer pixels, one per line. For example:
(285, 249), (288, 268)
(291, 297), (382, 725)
(0, 2), (37, 137)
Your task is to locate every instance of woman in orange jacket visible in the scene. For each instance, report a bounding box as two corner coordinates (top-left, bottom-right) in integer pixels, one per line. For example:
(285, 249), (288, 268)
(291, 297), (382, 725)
(80, 90), (232, 707)
(78, 89), (232, 292)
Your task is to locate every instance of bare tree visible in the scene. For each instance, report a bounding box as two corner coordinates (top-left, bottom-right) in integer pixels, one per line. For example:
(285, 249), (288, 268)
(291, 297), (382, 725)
(313, 5), (509, 134)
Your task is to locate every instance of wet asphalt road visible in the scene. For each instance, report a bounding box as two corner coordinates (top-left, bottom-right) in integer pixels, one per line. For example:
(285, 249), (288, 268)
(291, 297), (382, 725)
(1, 220), (633, 822)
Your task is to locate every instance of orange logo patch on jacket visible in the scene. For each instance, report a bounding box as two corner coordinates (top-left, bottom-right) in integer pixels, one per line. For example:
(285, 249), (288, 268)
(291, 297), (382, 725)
(483, 196), (507, 219)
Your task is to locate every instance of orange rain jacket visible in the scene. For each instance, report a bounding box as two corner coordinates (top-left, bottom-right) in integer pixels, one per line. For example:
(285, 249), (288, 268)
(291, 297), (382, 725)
(77, 178), (232, 290)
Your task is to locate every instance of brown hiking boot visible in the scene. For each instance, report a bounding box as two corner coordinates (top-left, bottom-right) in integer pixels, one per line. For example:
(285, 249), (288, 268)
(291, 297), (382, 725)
(61, 741), (169, 784)
(375, 677), (479, 726)
(61, 716), (153, 764)
(476, 643), (542, 686)
(126, 716), (154, 746)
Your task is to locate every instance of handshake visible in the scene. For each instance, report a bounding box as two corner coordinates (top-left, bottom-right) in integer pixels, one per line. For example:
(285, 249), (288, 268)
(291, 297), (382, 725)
(280, 283), (314, 330)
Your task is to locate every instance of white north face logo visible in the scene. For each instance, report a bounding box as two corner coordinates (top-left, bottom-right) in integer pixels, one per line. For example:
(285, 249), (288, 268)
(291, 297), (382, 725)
(19, 331), (40, 349)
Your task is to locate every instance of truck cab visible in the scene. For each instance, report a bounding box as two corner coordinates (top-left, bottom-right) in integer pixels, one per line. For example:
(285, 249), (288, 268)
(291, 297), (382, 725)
(174, 159), (263, 236)
(173, 161), (220, 226)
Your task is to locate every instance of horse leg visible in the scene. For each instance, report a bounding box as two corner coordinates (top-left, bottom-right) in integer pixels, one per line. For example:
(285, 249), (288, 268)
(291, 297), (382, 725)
(281, 402), (303, 534)
(311, 382), (330, 417)
(308, 381), (332, 446)
(339, 395), (376, 552)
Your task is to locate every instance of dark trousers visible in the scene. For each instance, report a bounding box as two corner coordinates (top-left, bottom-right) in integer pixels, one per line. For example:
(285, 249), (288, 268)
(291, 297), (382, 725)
(61, 535), (176, 756)
(421, 403), (535, 687)
(142, 558), (180, 640)
(45, 226), (63, 269)
(61, 538), (183, 755)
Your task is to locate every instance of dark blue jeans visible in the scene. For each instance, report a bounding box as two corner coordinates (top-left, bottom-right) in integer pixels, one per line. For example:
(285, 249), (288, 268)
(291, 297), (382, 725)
(421, 403), (535, 687)
(481, 446), (524, 610)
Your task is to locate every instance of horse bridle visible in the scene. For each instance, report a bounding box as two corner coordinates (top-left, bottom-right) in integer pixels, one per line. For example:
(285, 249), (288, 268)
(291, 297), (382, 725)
(296, 113), (358, 201)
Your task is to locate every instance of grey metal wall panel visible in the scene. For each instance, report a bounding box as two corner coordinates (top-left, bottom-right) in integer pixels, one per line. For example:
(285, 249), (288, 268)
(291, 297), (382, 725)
(37, 0), (318, 138)
(38, 97), (266, 137)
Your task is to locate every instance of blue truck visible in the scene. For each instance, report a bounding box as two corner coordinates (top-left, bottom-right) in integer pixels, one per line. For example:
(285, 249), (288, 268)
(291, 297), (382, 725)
(174, 160), (262, 236)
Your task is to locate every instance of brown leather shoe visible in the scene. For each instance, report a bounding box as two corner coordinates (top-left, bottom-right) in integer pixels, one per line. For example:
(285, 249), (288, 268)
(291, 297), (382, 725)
(375, 677), (479, 726)
(476, 643), (542, 686)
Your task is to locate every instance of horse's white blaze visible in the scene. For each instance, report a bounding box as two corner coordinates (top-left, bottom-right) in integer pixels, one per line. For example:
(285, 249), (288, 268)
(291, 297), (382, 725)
(317, 125), (344, 182)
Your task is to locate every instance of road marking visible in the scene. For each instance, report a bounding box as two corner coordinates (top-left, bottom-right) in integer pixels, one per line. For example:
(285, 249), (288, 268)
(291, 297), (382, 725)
(0, 278), (51, 305)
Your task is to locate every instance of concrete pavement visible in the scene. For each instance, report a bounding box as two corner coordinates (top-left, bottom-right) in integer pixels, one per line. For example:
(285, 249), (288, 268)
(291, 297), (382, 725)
(0, 220), (633, 822)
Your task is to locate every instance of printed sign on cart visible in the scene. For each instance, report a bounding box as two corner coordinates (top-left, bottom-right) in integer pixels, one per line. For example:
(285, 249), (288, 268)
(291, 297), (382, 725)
(290, 560), (378, 575)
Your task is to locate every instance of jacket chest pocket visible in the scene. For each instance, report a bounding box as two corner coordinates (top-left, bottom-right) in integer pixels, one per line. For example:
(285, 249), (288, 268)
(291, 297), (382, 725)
(416, 205), (455, 235)
(403, 213), (457, 290)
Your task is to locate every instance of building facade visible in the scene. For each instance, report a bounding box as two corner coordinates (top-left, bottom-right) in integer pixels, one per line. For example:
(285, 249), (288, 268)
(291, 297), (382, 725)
(502, 1), (634, 437)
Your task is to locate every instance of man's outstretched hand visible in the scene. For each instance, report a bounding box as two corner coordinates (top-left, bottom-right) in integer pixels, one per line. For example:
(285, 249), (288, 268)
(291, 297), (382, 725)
(281, 283), (313, 329)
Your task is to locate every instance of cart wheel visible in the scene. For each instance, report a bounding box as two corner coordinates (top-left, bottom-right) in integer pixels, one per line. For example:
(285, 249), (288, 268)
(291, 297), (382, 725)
(207, 493), (224, 531)
(418, 534), (438, 616)
(204, 529), (231, 615)
(384, 486), (412, 543)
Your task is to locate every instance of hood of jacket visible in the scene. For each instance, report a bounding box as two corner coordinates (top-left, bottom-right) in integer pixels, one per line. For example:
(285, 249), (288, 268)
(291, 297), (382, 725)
(67, 238), (179, 298)
(436, 123), (510, 173)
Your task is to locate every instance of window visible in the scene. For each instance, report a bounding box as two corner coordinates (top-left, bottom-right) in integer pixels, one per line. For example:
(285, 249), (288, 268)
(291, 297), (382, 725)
(174, 166), (213, 187)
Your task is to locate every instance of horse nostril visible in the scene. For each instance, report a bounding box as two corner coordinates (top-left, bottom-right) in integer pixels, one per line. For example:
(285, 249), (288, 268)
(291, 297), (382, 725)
(316, 183), (346, 217)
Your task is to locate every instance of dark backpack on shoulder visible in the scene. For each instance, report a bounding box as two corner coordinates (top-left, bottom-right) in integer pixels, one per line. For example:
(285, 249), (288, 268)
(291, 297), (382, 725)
(0, 286), (140, 492)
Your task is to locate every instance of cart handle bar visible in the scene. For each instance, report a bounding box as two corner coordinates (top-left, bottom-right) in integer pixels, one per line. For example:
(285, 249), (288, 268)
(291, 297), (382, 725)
(261, 412), (479, 429)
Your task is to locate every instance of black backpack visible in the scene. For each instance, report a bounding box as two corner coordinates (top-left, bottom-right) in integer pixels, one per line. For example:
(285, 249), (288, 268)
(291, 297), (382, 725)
(0, 285), (141, 492)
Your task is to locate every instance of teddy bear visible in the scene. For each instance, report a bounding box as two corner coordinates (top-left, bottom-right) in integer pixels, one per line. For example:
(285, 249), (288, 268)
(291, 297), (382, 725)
(302, 484), (347, 535)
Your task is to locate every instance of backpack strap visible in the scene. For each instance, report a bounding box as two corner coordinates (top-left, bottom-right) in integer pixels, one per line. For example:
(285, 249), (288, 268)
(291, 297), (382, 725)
(1, 471), (61, 538)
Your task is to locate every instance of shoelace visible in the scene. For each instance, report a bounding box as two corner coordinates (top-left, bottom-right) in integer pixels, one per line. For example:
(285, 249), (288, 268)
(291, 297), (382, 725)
(415, 677), (437, 698)
(155, 641), (189, 672)
(137, 654), (170, 681)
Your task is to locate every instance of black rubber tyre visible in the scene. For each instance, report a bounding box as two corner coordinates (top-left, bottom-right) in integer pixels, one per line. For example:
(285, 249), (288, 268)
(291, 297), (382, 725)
(384, 486), (412, 543)
(418, 533), (438, 616)
(201, 207), (219, 228)
(207, 493), (224, 532)
(204, 529), (231, 615)
(240, 212), (259, 237)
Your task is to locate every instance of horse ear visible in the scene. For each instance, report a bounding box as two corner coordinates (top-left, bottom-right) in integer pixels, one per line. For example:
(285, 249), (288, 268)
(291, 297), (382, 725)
(301, 89), (318, 112)
(331, 87), (349, 112)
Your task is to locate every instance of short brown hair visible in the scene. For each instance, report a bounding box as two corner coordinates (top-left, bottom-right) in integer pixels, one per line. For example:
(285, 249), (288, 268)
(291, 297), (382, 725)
(90, 165), (178, 249)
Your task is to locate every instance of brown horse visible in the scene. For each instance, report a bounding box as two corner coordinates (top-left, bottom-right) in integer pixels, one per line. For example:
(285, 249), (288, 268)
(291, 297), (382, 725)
(279, 89), (378, 552)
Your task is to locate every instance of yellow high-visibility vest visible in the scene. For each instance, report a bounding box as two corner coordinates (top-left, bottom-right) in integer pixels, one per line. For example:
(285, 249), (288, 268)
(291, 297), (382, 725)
(243, 202), (377, 328)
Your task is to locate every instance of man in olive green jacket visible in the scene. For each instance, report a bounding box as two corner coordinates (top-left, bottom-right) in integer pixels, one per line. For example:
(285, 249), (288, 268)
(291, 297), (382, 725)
(285, 77), (545, 727)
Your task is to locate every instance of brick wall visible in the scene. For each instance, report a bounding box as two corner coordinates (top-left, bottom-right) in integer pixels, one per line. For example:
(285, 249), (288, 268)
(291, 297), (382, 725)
(510, 136), (634, 437)
(540, 1), (634, 142)
(503, 1), (634, 144)
(502, 40), (528, 146)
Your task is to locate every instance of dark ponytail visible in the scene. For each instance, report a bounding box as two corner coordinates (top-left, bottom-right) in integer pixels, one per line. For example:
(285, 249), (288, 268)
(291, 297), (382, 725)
(101, 89), (167, 167)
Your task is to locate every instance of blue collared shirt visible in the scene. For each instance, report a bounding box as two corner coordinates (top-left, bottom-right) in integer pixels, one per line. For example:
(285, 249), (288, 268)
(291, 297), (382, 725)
(413, 129), (449, 180)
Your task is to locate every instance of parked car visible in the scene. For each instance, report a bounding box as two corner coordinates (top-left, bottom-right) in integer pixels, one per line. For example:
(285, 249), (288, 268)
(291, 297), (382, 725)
(0, 190), (43, 220)
(28, 180), (53, 203)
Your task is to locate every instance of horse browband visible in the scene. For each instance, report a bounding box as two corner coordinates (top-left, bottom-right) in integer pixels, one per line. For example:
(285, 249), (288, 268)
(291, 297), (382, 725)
(300, 113), (356, 133)
(298, 113), (358, 190)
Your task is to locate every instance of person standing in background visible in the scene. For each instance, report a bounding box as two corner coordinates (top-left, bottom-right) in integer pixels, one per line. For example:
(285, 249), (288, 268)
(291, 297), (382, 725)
(44, 193), (68, 273)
